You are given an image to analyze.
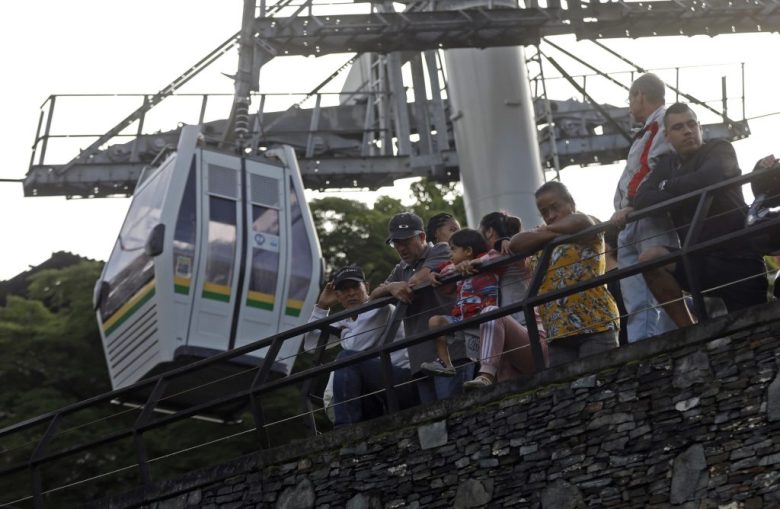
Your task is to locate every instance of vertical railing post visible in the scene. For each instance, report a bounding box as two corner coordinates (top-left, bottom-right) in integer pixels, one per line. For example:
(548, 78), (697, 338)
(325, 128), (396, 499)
(29, 109), (45, 170)
(524, 245), (554, 372)
(133, 377), (168, 489)
(38, 95), (57, 166)
(30, 413), (62, 509)
(249, 336), (285, 446)
(377, 303), (408, 414)
(681, 191), (714, 321)
(300, 327), (335, 436)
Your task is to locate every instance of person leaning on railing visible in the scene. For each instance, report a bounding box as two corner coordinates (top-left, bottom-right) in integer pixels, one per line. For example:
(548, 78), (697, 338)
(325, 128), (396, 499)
(509, 181), (620, 368)
(302, 265), (418, 428)
(610, 72), (679, 343)
(370, 212), (476, 404)
(632, 102), (769, 327)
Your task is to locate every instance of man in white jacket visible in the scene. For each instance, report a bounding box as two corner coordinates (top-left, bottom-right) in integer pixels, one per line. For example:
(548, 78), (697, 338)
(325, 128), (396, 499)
(303, 265), (417, 427)
(611, 73), (680, 342)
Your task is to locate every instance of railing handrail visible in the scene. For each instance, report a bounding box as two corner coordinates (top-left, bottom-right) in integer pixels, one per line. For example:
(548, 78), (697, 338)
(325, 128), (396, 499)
(1, 164), (777, 494)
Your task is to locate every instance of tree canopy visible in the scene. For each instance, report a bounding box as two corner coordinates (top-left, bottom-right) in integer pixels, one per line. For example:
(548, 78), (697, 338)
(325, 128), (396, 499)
(311, 178), (465, 288)
(0, 178), (467, 505)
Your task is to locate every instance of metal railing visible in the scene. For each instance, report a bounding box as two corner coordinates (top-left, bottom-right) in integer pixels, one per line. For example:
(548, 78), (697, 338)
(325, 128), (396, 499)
(2, 165), (779, 507)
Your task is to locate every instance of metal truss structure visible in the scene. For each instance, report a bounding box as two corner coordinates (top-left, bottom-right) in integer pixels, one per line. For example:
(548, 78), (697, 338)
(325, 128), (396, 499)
(22, 0), (772, 198)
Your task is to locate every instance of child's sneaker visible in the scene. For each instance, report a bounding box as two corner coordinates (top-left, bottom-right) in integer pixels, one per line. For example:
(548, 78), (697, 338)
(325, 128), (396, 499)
(420, 358), (457, 377)
(463, 374), (494, 391)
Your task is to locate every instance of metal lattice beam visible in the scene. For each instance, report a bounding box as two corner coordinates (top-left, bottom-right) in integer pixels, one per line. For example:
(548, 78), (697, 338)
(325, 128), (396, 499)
(251, 1), (780, 59)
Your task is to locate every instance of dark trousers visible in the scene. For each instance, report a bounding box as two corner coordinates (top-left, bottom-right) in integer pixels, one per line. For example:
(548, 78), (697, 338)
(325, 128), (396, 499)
(333, 349), (418, 427)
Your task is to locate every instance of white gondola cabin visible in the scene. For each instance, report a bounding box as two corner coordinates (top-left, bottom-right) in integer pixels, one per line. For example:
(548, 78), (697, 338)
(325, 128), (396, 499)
(94, 126), (322, 409)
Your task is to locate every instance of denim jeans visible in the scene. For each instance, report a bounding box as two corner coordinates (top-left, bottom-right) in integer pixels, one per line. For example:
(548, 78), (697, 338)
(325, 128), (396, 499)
(332, 349), (416, 427)
(416, 361), (476, 404)
(618, 220), (678, 342)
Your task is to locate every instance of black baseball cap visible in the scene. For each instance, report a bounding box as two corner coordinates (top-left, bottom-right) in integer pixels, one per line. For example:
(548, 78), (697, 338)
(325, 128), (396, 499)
(385, 212), (424, 244)
(332, 265), (366, 288)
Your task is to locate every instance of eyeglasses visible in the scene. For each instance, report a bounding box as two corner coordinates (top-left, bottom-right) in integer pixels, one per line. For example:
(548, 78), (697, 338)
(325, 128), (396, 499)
(389, 236), (417, 248)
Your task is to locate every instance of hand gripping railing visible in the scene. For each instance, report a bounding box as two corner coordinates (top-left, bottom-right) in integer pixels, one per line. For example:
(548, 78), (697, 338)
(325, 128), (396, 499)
(1, 166), (779, 506)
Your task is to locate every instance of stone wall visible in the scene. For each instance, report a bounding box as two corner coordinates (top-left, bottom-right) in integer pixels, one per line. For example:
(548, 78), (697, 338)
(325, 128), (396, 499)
(100, 301), (780, 508)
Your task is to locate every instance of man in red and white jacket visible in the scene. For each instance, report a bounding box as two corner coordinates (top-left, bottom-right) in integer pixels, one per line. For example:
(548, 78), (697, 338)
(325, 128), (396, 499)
(611, 73), (680, 342)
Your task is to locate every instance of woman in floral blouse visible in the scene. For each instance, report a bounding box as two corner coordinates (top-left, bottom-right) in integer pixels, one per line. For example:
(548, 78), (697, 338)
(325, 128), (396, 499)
(509, 181), (619, 367)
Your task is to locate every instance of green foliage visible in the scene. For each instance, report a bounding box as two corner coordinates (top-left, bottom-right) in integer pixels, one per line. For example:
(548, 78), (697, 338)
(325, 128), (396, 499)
(311, 178), (465, 288)
(0, 180), (465, 505)
(0, 261), (110, 426)
(409, 179), (466, 225)
(0, 260), (116, 506)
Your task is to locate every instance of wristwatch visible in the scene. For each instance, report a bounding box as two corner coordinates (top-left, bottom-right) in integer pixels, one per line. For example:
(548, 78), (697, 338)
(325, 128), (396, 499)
(658, 179), (669, 192)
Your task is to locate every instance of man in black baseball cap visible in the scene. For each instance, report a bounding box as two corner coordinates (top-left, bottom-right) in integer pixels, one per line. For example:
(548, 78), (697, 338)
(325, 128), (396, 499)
(385, 212), (425, 245)
(303, 263), (417, 427)
(371, 211), (475, 404)
(332, 265), (366, 287)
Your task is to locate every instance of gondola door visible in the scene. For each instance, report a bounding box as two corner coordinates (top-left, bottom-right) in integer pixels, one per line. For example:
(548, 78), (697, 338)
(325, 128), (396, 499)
(187, 150), (244, 353)
(233, 158), (288, 349)
(235, 147), (322, 374)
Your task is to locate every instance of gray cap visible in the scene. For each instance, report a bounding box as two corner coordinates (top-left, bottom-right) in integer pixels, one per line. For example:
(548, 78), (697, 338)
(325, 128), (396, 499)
(386, 212), (424, 244)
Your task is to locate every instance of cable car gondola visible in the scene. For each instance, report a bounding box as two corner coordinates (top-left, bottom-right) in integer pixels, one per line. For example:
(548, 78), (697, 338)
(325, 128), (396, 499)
(93, 126), (322, 412)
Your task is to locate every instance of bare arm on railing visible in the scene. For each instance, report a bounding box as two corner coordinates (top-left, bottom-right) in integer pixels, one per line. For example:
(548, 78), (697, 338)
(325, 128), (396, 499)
(370, 243), (450, 303)
(508, 213), (595, 255)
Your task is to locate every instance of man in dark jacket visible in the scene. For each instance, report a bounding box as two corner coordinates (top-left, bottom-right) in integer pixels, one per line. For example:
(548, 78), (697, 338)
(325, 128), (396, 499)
(633, 102), (767, 327)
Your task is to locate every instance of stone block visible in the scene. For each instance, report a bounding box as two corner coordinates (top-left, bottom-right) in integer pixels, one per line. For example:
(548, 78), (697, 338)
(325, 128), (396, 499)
(540, 479), (586, 509)
(586, 412), (633, 430)
(571, 375), (597, 389)
(670, 444), (709, 504)
(673, 351), (713, 389)
(275, 478), (315, 509)
(767, 371), (780, 422)
(339, 442), (368, 457)
(453, 478), (494, 509)
(418, 420), (448, 450)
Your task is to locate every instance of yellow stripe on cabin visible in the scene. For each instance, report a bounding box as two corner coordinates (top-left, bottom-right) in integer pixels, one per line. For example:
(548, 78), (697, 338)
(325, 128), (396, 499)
(202, 282), (232, 302)
(103, 280), (156, 333)
(174, 276), (191, 295)
(285, 298), (305, 317)
(247, 290), (275, 311)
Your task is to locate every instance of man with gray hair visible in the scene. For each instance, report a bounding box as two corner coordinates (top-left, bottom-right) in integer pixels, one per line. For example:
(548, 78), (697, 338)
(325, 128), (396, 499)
(370, 212), (475, 403)
(610, 73), (680, 342)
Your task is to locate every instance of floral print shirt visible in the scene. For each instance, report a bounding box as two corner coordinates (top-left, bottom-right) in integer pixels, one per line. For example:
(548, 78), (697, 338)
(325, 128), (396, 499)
(531, 234), (619, 340)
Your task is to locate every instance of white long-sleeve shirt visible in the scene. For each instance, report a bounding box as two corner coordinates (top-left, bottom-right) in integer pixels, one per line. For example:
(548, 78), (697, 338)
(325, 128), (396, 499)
(303, 304), (410, 369)
(614, 106), (672, 210)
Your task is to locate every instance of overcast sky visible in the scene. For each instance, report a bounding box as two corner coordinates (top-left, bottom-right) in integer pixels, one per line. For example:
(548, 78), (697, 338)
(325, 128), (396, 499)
(1, 1), (779, 281)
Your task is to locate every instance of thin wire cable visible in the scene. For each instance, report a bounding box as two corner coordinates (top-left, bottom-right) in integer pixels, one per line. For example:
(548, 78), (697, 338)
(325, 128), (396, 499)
(0, 196), (756, 464)
(3, 195), (775, 492)
(4, 261), (775, 504)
